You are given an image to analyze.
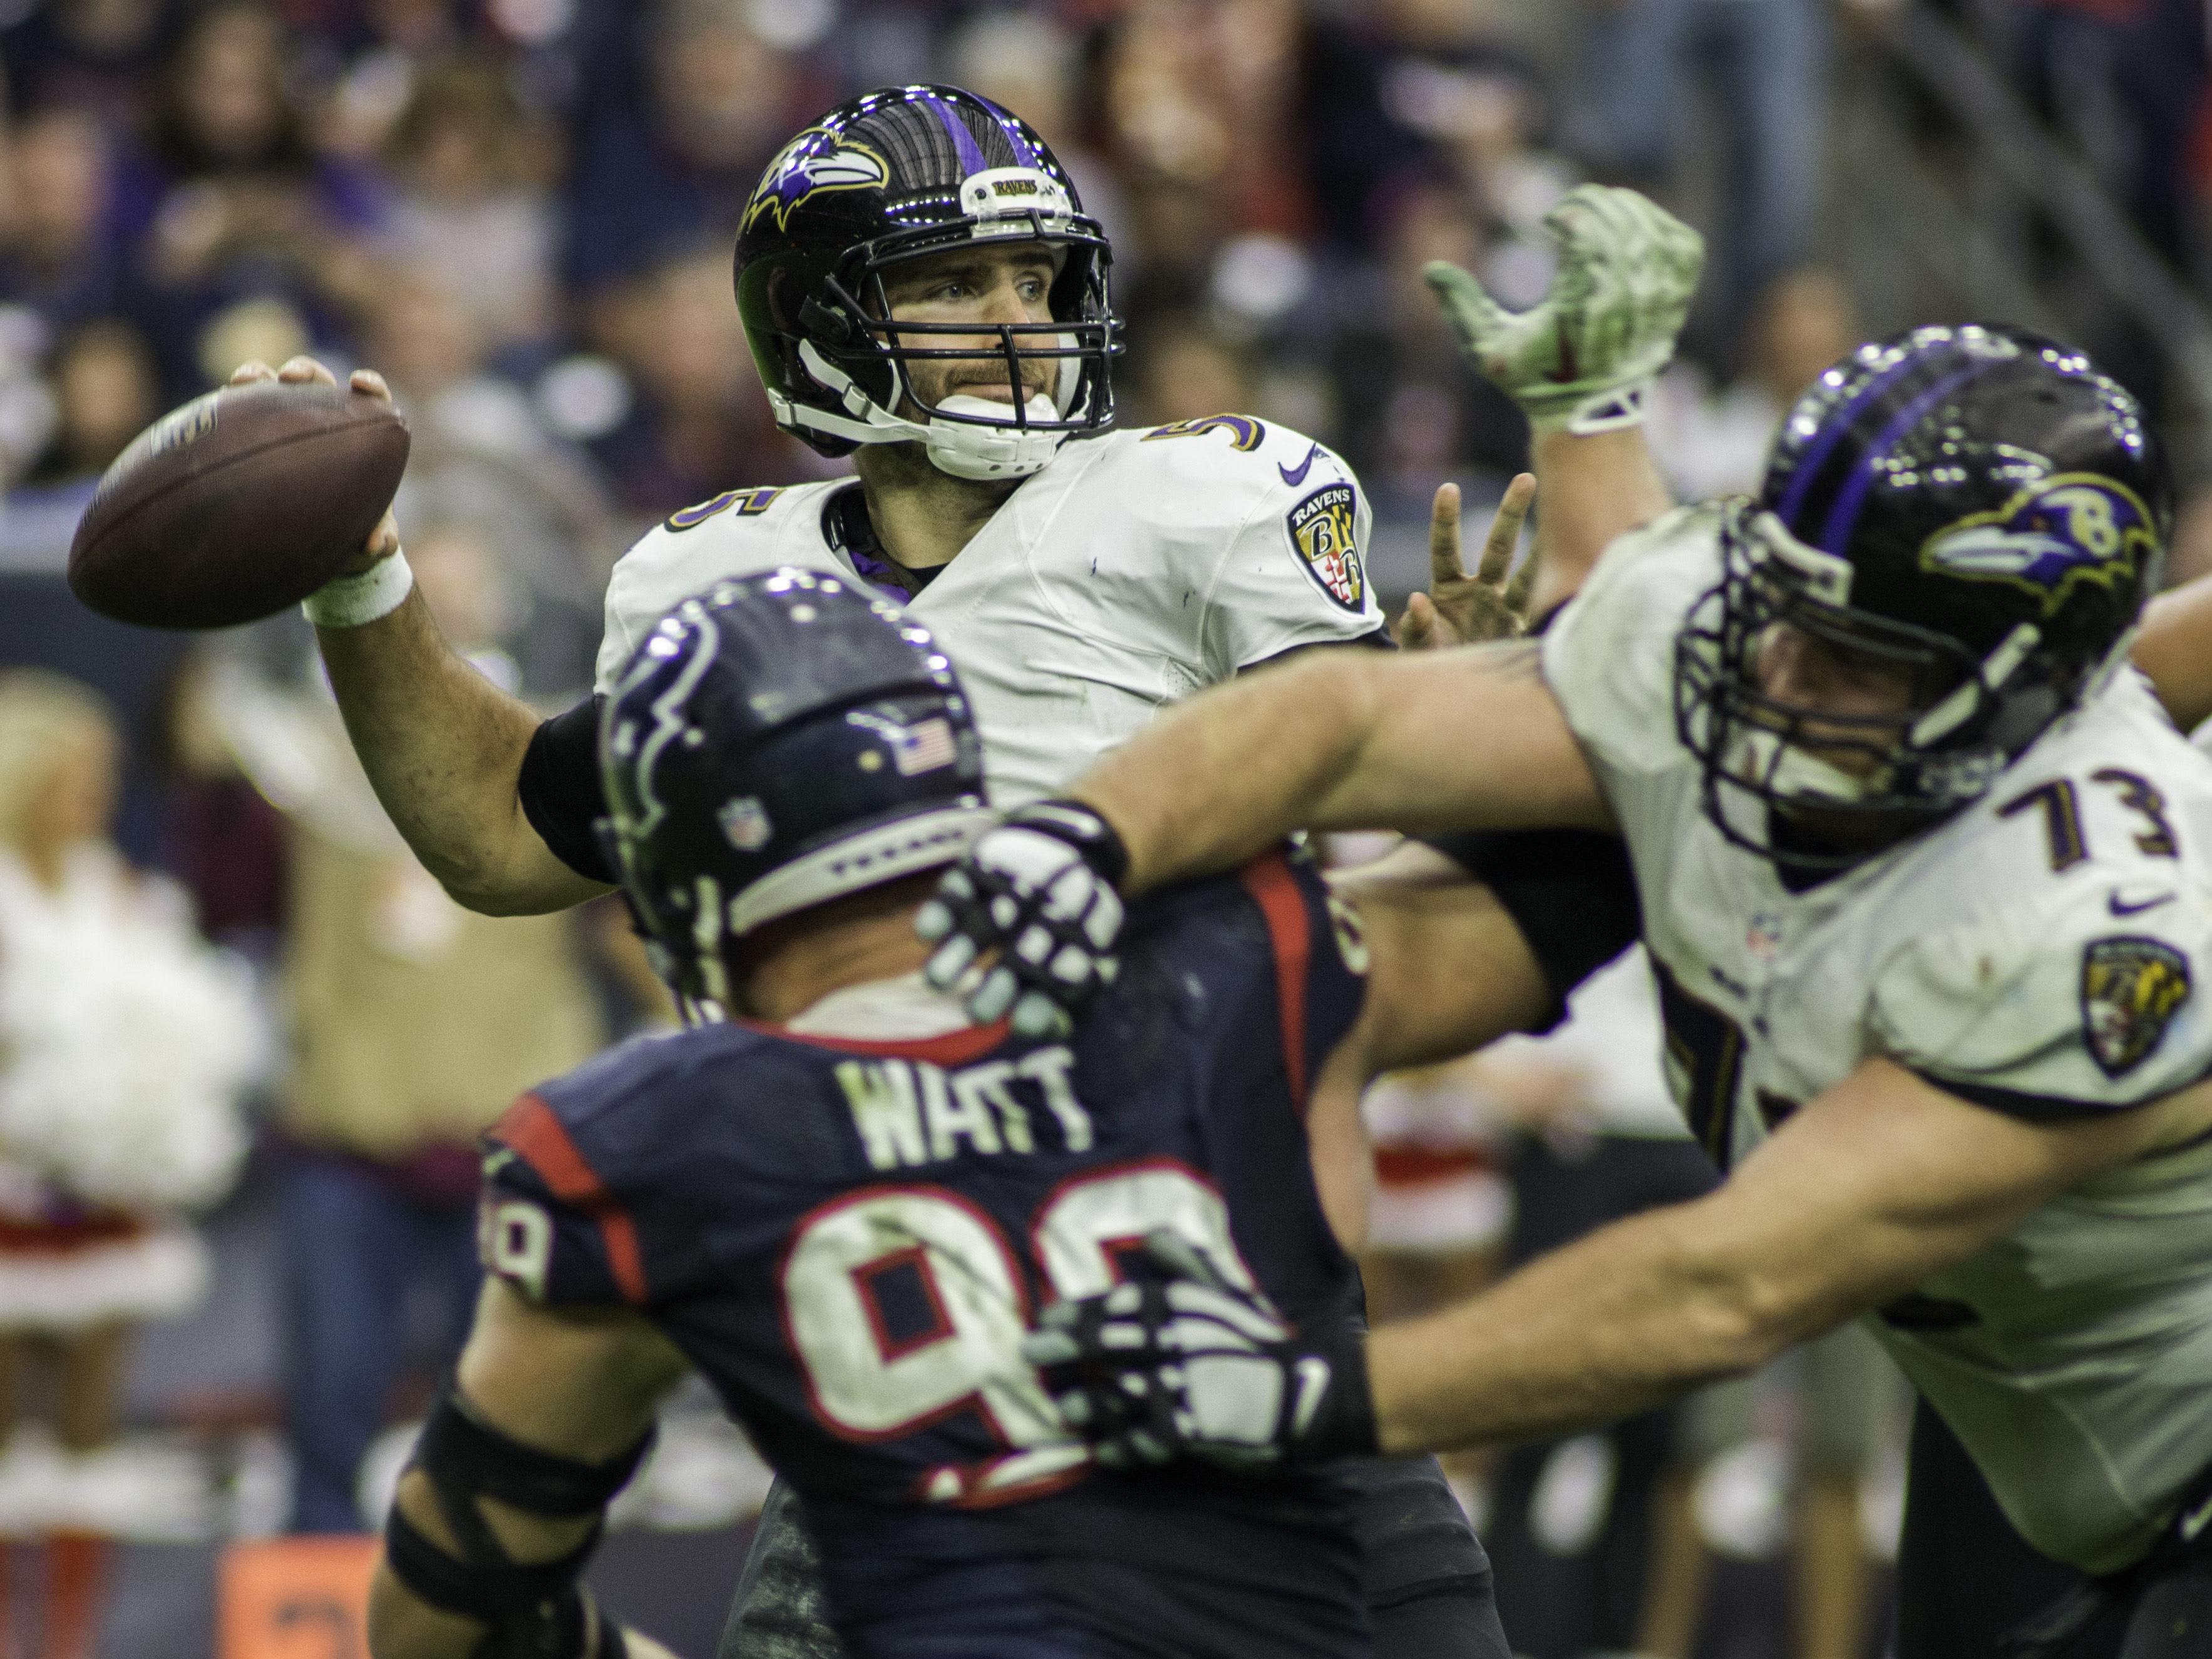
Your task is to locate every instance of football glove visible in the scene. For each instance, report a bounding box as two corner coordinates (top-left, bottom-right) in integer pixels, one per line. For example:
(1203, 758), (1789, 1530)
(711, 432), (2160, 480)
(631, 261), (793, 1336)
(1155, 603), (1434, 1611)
(1426, 184), (1704, 436)
(1021, 1233), (1378, 1469)
(915, 799), (1129, 1037)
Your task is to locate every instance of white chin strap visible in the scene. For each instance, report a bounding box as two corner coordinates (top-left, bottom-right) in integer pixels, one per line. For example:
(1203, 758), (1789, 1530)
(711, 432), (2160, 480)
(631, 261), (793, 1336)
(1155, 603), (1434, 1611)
(784, 340), (1077, 481)
(1729, 727), (1881, 804)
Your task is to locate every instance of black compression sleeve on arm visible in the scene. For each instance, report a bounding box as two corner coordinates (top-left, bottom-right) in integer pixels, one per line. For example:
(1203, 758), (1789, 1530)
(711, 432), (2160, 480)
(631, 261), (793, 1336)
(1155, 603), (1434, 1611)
(518, 696), (614, 885)
(1423, 828), (1640, 1032)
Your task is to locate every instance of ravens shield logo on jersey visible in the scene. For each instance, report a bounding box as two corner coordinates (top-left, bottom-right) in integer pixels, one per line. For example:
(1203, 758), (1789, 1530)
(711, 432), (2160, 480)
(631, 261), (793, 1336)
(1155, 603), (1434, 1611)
(2082, 935), (2193, 1078)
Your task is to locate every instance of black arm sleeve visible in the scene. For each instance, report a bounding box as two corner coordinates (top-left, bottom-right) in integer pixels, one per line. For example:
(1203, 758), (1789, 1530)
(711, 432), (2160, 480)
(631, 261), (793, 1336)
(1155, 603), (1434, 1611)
(517, 696), (614, 885)
(1418, 590), (1639, 1030)
(1420, 828), (1640, 1032)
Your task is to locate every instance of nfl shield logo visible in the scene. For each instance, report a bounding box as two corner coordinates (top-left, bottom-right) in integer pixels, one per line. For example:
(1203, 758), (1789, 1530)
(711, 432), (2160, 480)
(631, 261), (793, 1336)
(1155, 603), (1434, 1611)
(1286, 484), (1366, 612)
(718, 795), (774, 853)
(2081, 935), (2192, 1078)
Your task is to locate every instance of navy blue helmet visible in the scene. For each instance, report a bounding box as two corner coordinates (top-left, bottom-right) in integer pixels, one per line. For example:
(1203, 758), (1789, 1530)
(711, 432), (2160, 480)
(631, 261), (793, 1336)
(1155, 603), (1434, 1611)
(1675, 324), (2172, 870)
(733, 84), (1119, 483)
(598, 569), (989, 1014)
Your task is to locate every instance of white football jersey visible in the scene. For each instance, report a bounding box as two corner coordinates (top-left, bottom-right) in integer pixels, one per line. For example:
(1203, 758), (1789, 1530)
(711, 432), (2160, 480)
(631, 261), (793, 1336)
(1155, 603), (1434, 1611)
(1545, 505), (2212, 1573)
(594, 418), (1383, 804)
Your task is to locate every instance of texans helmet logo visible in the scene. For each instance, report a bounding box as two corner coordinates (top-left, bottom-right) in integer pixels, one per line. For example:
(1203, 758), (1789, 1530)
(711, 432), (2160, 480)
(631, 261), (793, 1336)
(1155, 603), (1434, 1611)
(744, 128), (890, 234)
(1921, 473), (2158, 615)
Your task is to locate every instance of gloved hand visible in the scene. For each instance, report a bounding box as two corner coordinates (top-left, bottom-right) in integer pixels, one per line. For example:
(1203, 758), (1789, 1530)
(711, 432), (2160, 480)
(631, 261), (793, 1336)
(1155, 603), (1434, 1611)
(1425, 184), (1704, 436)
(1021, 1233), (1378, 1469)
(915, 799), (1129, 1036)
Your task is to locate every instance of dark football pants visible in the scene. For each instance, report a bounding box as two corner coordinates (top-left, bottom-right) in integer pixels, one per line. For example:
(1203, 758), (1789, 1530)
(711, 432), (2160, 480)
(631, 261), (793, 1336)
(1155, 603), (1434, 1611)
(1895, 1400), (2212, 1659)
(719, 1458), (1511, 1659)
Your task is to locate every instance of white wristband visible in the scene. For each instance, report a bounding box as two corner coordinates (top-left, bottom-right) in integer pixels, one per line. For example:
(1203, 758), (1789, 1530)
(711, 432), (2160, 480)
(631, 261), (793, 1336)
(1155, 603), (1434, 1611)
(302, 548), (413, 629)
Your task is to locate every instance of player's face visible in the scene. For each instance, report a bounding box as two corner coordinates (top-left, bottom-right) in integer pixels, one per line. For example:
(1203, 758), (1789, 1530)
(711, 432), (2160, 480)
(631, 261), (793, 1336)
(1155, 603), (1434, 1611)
(1750, 622), (1916, 778)
(877, 244), (1062, 411)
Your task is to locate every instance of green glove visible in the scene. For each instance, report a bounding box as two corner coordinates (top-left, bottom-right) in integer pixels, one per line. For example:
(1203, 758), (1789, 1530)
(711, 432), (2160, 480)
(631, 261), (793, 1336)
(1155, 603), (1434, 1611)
(1426, 185), (1704, 436)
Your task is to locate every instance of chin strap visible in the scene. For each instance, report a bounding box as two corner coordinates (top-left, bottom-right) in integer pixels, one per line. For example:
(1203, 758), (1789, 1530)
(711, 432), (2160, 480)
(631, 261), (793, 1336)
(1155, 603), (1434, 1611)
(782, 342), (1071, 481)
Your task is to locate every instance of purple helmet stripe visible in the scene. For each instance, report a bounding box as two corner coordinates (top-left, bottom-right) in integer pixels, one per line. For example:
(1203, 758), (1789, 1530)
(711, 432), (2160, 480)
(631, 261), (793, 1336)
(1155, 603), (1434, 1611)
(1775, 348), (1946, 525)
(915, 88), (987, 175)
(1816, 362), (1995, 555)
(996, 112), (1039, 168)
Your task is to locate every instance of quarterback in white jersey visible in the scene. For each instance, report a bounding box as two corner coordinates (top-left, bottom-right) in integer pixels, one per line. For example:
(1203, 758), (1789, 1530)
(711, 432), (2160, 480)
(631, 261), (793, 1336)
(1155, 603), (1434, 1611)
(937, 324), (2212, 1657)
(592, 409), (1382, 805)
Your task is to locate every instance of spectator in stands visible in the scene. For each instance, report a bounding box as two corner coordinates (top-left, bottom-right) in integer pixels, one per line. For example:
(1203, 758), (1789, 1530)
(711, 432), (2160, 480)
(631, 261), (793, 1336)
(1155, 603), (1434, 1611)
(1327, 177), (1530, 516)
(380, 53), (561, 356)
(1644, 264), (1858, 501)
(563, 0), (815, 295)
(0, 106), (140, 341)
(22, 319), (159, 487)
(1305, 0), (1565, 254)
(136, 2), (386, 393)
(1095, 0), (1318, 314)
(0, 0), (178, 134)
(1572, 0), (1828, 342)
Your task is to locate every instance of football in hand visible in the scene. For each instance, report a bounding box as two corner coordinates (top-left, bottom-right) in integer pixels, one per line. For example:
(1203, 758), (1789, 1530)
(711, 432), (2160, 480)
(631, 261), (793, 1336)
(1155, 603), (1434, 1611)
(68, 379), (409, 630)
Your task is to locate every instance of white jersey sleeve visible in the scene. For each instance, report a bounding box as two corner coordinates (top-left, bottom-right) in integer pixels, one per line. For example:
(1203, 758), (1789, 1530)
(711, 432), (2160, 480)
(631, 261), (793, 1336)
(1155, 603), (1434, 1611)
(1099, 416), (1384, 675)
(1871, 758), (2212, 1117)
(593, 485), (843, 694)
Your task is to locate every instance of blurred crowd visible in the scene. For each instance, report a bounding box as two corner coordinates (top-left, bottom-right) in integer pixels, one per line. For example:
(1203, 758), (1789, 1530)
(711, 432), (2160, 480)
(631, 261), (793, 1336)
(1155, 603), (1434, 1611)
(0, 1), (2208, 1655)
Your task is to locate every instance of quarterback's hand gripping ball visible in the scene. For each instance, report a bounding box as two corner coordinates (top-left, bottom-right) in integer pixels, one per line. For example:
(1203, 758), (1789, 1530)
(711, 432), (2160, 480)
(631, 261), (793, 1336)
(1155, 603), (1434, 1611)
(1424, 184), (1704, 436)
(916, 799), (1129, 1036)
(1022, 1233), (1379, 1469)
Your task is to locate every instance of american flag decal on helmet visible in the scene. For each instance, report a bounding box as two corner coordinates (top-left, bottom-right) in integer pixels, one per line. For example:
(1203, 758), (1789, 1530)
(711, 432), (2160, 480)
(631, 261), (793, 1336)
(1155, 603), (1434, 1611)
(889, 717), (958, 776)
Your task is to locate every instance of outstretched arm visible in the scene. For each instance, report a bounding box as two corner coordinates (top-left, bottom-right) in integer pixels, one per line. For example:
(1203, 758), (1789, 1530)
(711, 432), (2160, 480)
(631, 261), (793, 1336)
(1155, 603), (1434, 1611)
(1366, 1057), (2209, 1451)
(1031, 1057), (2212, 1468)
(1073, 642), (1613, 896)
(2134, 574), (2212, 732)
(237, 359), (609, 915)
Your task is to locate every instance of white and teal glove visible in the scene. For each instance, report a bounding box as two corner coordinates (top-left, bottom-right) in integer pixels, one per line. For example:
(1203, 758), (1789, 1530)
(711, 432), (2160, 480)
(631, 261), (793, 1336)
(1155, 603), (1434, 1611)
(1426, 184), (1704, 436)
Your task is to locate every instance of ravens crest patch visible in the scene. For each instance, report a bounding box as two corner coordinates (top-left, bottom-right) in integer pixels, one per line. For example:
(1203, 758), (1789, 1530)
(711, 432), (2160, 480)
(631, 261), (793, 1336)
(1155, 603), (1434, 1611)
(1287, 483), (1366, 612)
(2081, 935), (2193, 1078)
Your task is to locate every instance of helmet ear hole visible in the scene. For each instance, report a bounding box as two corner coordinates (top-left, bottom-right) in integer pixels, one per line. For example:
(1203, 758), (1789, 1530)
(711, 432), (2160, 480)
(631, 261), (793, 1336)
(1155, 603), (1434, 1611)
(798, 294), (857, 346)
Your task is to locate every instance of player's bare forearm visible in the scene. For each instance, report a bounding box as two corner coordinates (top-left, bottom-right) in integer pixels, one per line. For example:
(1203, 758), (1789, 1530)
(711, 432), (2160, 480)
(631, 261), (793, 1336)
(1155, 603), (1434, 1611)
(1525, 426), (1674, 618)
(315, 590), (606, 915)
(2134, 575), (2212, 731)
(1073, 644), (1612, 896)
(1363, 1057), (2173, 1454)
(367, 1286), (689, 1658)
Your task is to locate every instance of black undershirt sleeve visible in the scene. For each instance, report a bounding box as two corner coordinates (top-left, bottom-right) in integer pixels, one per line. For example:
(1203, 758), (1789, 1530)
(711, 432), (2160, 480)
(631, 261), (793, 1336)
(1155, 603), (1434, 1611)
(1417, 828), (1640, 1032)
(517, 695), (614, 885)
(1414, 593), (1639, 1031)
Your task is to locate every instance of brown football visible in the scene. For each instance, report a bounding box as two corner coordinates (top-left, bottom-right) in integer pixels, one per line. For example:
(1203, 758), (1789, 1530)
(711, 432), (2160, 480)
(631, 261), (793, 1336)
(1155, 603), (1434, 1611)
(68, 380), (410, 630)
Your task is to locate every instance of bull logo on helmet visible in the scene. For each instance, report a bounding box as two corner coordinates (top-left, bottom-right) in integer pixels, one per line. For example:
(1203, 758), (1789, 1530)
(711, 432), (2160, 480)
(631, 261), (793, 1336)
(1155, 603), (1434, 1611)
(1921, 473), (2158, 615)
(744, 128), (890, 234)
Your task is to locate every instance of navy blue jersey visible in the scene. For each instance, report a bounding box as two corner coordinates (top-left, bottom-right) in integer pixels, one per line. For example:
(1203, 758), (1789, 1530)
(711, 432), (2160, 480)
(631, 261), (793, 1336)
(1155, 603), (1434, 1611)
(480, 851), (1374, 1659)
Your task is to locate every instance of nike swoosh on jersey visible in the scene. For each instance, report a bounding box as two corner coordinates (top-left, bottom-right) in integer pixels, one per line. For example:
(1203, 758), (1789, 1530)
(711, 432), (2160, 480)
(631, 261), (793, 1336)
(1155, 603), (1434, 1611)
(1278, 443), (1319, 487)
(2109, 890), (2178, 917)
(1290, 1356), (1332, 1437)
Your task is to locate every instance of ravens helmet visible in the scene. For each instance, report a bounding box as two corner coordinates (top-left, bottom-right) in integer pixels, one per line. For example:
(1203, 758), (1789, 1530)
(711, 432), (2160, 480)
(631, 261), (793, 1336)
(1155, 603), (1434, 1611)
(1675, 324), (2173, 870)
(733, 84), (1119, 482)
(599, 570), (990, 1015)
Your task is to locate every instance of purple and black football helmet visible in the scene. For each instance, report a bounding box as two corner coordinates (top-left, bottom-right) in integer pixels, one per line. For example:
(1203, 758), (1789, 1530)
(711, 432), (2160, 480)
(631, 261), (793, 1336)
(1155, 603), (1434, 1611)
(733, 85), (1120, 483)
(1674, 324), (2173, 868)
(599, 569), (990, 1016)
